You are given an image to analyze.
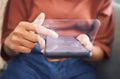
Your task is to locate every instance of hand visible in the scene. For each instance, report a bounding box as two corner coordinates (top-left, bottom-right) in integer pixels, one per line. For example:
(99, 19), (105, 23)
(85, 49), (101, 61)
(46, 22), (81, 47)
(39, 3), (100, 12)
(4, 13), (58, 56)
(76, 34), (93, 51)
(4, 22), (39, 55)
(77, 34), (104, 62)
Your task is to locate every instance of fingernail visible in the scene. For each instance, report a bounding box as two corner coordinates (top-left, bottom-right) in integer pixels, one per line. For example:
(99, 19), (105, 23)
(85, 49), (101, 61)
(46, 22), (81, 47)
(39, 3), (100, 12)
(48, 30), (58, 38)
(51, 31), (59, 38)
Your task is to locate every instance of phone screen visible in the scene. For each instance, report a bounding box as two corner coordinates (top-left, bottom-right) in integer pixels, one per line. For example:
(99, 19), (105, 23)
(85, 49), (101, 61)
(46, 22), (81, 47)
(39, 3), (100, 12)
(45, 36), (91, 58)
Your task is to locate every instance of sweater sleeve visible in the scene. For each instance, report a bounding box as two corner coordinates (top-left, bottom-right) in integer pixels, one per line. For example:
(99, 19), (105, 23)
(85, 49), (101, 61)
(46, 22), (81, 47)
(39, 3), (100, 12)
(94, 0), (114, 58)
(1, 0), (33, 61)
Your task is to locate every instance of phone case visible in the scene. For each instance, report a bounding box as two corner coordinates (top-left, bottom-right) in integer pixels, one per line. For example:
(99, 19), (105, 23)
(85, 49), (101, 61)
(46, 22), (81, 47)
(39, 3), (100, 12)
(43, 19), (100, 58)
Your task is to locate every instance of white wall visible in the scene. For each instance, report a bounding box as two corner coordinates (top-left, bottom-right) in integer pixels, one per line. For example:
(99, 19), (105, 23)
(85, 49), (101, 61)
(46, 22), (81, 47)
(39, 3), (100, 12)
(0, 0), (8, 43)
(0, 0), (7, 70)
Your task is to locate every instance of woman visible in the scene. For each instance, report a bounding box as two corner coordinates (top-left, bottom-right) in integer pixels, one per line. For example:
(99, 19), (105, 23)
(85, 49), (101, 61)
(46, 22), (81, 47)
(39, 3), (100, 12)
(0, 0), (114, 79)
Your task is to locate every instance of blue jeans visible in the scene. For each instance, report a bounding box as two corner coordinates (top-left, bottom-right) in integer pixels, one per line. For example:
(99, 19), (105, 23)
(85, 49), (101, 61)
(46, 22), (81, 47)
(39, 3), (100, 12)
(1, 43), (96, 79)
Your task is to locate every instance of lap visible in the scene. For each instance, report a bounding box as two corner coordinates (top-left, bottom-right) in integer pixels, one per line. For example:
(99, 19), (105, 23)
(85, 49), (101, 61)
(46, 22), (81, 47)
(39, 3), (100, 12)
(0, 44), (96, 79)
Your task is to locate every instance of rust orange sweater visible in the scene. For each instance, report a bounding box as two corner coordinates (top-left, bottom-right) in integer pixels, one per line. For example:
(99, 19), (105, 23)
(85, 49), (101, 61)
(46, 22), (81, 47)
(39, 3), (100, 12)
(1, 0), (114, 61)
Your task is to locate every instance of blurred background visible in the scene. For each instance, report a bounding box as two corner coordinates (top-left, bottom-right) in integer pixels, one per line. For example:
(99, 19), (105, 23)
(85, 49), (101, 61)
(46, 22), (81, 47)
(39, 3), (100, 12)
(0, 0), (7, 74)
(114, 0), (120, 3)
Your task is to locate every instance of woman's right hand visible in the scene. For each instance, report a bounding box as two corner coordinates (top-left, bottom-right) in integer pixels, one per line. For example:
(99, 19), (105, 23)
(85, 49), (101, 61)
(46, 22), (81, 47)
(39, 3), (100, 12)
(4, 13), (58, 56)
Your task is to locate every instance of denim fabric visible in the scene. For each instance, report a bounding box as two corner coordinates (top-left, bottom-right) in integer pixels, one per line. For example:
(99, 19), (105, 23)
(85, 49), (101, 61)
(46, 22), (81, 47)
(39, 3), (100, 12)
(0, 43), (96, 79)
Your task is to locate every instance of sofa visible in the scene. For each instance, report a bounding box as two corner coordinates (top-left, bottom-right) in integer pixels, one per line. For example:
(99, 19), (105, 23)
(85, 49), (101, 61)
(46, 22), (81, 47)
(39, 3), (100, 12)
(96, 2), (120, 79)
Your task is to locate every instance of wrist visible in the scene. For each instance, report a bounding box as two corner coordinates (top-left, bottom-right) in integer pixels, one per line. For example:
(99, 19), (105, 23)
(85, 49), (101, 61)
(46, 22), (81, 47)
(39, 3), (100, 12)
(85, 45), (104, 62)
(3, 44), (19, 57)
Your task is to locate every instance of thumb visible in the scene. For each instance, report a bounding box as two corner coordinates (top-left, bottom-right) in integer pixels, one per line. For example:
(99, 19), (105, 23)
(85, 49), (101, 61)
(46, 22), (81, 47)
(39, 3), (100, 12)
(77, 34), (93, 50)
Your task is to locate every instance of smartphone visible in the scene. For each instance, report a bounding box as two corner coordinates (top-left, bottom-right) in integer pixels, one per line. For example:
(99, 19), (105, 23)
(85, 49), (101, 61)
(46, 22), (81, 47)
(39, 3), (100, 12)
(43, 19), (100, 58)
(45, 36), (92, 58)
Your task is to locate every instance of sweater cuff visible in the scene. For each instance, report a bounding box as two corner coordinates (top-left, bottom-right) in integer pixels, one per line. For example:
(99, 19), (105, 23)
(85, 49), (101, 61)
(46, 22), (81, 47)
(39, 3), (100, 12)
(1, 43), (13, 62)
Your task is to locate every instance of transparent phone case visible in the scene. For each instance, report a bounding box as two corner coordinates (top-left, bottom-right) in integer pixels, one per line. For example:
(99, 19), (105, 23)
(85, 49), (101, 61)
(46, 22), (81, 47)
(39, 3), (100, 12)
(41, 19), (100, 58)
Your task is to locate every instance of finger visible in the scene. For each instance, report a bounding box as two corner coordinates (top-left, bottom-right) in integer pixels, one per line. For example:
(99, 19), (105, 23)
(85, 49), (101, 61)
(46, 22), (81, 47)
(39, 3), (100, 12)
(37, 26), (58, 38)
(20, 38), (37, 49)
(10, 44), (32, 54)
(32, 12), (58, 38)
(76, 34), (93, 50)
(17, 46), (32, 53)
(41, 49), (45, 54)
(77, 34), (89, 45)
(18, 22), (37, 32)
(33, 12), (45, 33)
(15, 22), (39, 42)
(18, 29), (39, 43)
(32, 12), (45, 36)
(11, 34), (37, 49)
(37, 35), (45, 50)
(33, 12), (45, 25)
